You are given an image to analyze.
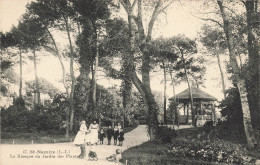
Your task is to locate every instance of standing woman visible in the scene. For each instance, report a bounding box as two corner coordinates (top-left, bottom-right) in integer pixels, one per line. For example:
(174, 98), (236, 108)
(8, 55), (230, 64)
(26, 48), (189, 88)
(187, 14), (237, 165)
(89, 120), (99, 145)
(74, 121), (88, 159)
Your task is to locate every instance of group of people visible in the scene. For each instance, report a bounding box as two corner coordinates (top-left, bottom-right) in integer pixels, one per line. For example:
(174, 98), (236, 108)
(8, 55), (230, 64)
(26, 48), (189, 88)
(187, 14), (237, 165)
(73, 120), (125, 159)
(105, 124), (124, 146)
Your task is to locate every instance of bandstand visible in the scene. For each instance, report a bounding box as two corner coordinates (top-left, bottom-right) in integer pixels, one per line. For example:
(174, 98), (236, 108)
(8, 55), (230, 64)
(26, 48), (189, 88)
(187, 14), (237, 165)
(169, 87), (218, 127)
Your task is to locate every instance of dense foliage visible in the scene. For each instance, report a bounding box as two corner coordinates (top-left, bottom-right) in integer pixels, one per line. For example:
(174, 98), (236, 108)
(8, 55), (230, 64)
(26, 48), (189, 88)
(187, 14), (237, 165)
(1, 83), (148, 137)
(156, 126), (177, 143)
(168, 138), (248, 164)
(218, 88), (245, 137)
(1, 94), (69, 136)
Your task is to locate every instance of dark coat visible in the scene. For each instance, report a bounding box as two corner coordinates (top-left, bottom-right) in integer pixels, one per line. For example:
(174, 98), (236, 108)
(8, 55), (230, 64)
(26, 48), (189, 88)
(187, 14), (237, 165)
(99, 132), (105, 140)
(107, 128), (114, 139)
(118, 132), (124, 141)
(113, 129), (119, 139)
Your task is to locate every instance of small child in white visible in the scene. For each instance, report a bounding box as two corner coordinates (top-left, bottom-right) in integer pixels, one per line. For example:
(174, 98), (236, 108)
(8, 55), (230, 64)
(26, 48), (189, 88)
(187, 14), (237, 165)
(106, 149), (122, 163)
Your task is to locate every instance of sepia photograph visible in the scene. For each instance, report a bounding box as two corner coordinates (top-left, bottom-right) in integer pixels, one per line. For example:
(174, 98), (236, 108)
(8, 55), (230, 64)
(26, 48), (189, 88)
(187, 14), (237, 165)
(0, 0), (260, 164)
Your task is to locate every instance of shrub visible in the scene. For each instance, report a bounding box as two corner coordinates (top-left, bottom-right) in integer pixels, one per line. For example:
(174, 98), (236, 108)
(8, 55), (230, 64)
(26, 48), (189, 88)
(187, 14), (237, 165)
(168, 138), (249, 164)
(157, 126), (177, 143)
(1, 103), (65, 136)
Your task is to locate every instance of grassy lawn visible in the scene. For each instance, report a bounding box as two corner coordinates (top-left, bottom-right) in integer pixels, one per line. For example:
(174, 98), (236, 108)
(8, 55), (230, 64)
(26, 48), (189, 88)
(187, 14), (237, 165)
(0, 134), (75, 144)
(0, 125), (138, 144)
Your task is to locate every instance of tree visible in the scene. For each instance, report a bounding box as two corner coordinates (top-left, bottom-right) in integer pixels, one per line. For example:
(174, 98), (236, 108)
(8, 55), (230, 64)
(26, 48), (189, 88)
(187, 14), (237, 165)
(25, 78), (61, 98)
(243, 0), (260, 128)
(26, 0), (78, 131)
(119, 0), (173, 140)
(72, 0), (111, 124)
(17, 14), (50, 106)
(200, 25), (228, 99)
(27, 0), (70, 96)
(167, 35), (205, 126)
(0, 33), (16, 96)
(149, 38), (179, 125)
(217, 0), (257, 148)
(25, 78), (62, 108)
(99, 18), (132, 127)
(1, 29), (26, 99)
(26, 0), (74, 135)
(0, 59), (19, 97)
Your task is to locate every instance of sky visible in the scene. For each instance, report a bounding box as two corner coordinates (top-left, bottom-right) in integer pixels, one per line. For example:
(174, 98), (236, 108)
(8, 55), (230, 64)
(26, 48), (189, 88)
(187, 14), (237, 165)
(0, 0), (31, 32)
(0, 0), (231, 101)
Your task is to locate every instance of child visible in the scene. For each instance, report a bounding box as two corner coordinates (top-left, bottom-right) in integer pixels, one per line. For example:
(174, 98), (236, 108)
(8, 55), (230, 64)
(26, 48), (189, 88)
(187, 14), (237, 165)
(88, 150), (98, 161)
(107, 126), (113, 145)
(113, 125), (119, 145)
(118, 128), (124, 146)
(106, 149), (122, 163)
(99, 128), (105, 145)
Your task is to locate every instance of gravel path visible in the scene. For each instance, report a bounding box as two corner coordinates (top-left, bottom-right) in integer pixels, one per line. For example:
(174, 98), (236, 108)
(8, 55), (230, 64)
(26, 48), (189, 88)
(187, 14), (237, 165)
(0, 125), (150, 165)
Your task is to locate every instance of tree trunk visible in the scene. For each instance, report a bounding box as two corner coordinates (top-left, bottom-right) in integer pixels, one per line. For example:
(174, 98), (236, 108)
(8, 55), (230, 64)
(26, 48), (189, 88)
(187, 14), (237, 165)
(126, 5), (159, 138)
(184, 105), (186, 116)
(216, 53), (226, 99)
(131, 71), (159, 140)
(245, 1), (260, 128)
(121, 53), (132, 127)
(33, 48), (40, 105)
(139, 48), (159, 139)
(19, 48), (22, 98)
(186, 103), (189, 124)
(120, 0), (165, 140)
(46, 28), (69, 95)
(65, 107), (70, 138)
(162, 62), (167, 125)
(77, 24), (93, 121)
(217, 0), (257, 148)
(169, 68), (178, 127)
(98, 91), (102, 126)
(0, 46), (2, 136)
(180, 49), (194, 126)
(237, 81), (257, 148)
(64, 16), (75, 132)
(47, 28), (70, 137)
(212, 102), (217, 126)
(92, 25), (99, 120)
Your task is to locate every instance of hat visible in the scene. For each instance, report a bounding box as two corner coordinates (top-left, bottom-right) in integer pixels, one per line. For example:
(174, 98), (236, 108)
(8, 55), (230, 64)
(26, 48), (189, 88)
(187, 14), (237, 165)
(80, 121), (86, 124)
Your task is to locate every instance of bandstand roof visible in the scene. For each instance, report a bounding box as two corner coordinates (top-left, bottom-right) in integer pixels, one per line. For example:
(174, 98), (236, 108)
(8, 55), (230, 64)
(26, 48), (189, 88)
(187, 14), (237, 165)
(169, 87), (217, 102)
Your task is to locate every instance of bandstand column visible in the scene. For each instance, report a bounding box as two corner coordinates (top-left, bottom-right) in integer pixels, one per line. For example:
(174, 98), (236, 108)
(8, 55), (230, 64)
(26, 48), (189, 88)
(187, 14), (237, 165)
(212, 101), (217, 126)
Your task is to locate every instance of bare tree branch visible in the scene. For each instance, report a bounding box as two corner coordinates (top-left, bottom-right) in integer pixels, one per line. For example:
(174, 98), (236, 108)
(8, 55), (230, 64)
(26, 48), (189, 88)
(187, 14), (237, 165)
(192, 14), (223, 27)
(119, 0), (129, 13)
(131, 0), (137, 9)
(158, 1), (174, 14)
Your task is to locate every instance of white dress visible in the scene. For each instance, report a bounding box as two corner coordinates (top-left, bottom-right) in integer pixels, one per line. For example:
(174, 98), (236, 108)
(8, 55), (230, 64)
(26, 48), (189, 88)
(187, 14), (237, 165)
(74, 123), (88, 145)
(89, 123), (99, 144)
